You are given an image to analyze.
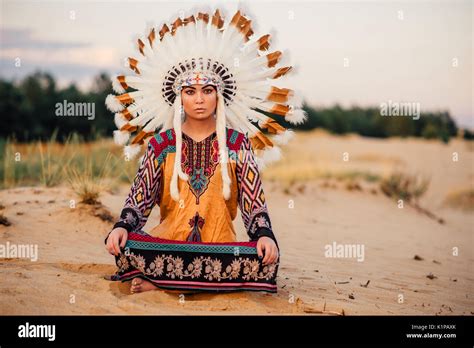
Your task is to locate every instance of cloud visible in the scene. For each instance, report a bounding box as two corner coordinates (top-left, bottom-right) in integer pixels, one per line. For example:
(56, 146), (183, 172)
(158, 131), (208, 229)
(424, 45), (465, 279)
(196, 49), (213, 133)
(1, 28), (90, 50)
(0, 28), (119, 69)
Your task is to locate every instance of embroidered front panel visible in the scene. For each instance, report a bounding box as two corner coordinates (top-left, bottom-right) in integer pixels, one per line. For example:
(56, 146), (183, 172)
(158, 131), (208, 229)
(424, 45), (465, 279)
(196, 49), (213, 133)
(181, 132), (219, 204)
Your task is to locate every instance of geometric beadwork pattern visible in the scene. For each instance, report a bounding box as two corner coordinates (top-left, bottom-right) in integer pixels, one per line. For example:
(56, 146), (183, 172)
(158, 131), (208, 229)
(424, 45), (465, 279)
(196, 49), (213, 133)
(116, 140), (163, 232)
(235, 136), (273, 240)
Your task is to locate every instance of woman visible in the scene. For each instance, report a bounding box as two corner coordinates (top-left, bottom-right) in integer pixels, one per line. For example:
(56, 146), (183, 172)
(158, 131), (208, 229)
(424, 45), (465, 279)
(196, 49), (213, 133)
(105, 81), (279, 293)
(104, 9), (305, 294)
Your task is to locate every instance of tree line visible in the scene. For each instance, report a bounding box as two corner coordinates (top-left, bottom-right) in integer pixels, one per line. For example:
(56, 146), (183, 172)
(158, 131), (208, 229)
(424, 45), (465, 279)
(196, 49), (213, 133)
(1, 71), (472, 143)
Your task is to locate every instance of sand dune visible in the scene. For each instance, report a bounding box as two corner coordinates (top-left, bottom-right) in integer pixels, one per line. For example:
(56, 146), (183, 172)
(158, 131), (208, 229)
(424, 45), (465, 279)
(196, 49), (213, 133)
(0, 131), (472, 315)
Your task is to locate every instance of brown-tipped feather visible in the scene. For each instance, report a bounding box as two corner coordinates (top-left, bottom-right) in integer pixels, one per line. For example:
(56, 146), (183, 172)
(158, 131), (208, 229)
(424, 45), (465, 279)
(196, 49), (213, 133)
(171, 17), (183, 35)
(117, 75), (129, 90)
(258, 34), (270, 50)
(231, 10), (253, 41)
(120, 124), (137, 132)
(230, 10), (242, 26)
(273, 66), (292, 79)
(137, 38), (145, 56)
(250, 131), (273, 150)
(211, 9), (224, 29)
(147, 27), (156, 48)
(183, 15), (195, 25)
(269, 103), (290, 116)
(266, 51), (282, 67)
(159, 24), (170, 40)
(116, 93), (134, 105)
(197, 12), (209, 23)
(266, 86), (293, 103)
(261, 118), (286, 134)
(238, 16), (249, 28)
(131, 130), (154, 145)
(128, 57), (140, 74)
(241, 20), (253, 41)
(121, 109), (133, 121)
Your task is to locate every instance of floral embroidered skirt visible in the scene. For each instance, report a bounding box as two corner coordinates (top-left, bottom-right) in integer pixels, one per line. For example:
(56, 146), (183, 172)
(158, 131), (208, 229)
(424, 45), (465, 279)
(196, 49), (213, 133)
(109, 231), (279, 293)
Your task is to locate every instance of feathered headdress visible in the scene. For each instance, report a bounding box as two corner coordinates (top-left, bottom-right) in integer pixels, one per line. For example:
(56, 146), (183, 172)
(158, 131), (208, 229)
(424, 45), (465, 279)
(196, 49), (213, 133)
(106, 8), (306, 201)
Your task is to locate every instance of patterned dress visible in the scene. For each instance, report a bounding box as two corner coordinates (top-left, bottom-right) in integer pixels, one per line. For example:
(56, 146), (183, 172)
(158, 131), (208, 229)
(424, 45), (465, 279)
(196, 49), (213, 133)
(106, 127), (279, 292)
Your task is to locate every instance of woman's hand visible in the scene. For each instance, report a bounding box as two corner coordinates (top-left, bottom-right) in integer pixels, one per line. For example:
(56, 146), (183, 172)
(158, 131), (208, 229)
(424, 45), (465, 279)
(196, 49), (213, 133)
(256, 236), (279, 266)
(105, 227), (128, 256)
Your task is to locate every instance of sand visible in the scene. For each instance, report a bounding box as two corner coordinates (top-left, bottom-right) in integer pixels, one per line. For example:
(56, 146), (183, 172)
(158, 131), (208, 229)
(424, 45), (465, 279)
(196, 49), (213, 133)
(0, 130), (472, 315)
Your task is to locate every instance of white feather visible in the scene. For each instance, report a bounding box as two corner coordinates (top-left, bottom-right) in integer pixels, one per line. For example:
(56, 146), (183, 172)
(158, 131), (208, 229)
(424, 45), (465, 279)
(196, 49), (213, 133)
(124, 144), (142, 160)
(105, 94), (124, 112)
(262, 145), (281, 164)
(241, 49), (285, 71)
(112, 76), (126, 94)
(129, 104), (163, 127)
(113, 130), (130, 145)
(287, 89), (303, 110)
(114, 113), (128, 129)
(255, 155), (265, 171)
(286, 108), (308, 125)
(273, 129), (294, 145)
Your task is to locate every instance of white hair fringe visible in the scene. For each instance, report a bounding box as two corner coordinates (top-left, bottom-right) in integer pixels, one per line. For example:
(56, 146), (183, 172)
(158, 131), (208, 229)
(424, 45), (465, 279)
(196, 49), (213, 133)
(170, 92), (189, 202)
(216, 92), (231, 200)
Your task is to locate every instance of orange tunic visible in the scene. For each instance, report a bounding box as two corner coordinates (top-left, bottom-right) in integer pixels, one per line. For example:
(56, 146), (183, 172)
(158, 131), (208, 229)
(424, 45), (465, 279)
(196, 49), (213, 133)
(111, 127), (277, 245)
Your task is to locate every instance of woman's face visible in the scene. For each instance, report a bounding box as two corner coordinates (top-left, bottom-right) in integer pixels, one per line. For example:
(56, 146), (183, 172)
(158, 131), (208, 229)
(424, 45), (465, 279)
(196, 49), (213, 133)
(181, 84), (217, 121)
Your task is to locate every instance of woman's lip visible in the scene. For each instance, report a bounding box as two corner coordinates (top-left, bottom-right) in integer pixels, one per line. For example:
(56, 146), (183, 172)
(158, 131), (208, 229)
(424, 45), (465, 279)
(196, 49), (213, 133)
(195, 108), (206, 111)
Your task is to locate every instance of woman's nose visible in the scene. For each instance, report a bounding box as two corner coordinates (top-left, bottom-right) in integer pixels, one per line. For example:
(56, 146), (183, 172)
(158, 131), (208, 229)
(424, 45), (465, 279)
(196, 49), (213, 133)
(195, 92), (204, 103)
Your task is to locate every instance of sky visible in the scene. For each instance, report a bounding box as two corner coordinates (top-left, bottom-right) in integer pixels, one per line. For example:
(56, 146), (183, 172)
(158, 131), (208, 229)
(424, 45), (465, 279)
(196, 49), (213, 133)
(0, 0), (472, 129)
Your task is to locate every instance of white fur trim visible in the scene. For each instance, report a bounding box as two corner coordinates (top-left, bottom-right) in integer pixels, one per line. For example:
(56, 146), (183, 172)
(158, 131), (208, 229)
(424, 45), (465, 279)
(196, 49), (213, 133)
(273, 129), (294, 145)
(170, 95), (188, 202)
(123, 144), (141, 160)
(216, 92), (231, 200)
(113, 130), (130, 145)
(105, 94), (124, 112)
(262, 145), (281, 164)
(286, 108), (307, 125)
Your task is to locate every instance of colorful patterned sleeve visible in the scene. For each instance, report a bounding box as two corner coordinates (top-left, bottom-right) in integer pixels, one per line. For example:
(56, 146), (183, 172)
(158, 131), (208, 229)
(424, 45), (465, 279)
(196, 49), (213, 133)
(105, 140), (162, 244)
(236, 135), (279, 247)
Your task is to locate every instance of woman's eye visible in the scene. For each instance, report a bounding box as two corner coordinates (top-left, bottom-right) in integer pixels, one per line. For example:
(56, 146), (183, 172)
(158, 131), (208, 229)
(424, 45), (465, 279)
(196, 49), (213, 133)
(204, 89), (213, 94)
(185, 90), (194, 95)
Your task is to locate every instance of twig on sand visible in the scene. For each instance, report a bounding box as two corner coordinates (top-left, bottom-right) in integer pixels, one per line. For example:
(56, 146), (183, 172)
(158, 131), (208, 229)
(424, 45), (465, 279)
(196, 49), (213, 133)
(409, 202), (445, 224)
(303, 306), (345, 316)
(380, 171), (445, 224)
(326, 275), (342, 295)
